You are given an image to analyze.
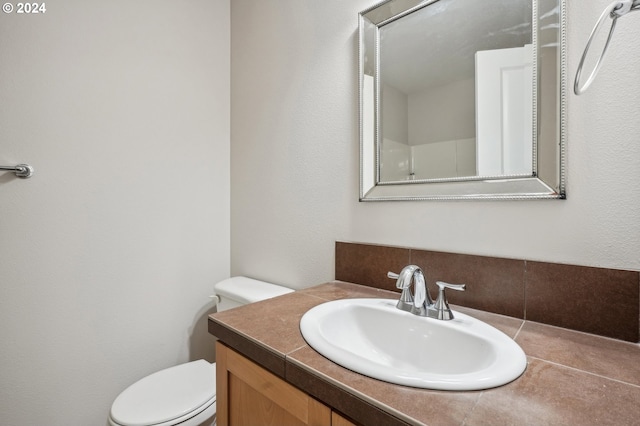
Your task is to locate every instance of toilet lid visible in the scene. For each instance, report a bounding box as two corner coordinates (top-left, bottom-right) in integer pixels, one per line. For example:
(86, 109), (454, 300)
(110, 360), (216, 426)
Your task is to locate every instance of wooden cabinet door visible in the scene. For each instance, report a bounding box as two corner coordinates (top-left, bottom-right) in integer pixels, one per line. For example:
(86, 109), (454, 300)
(332, 412), (358, 426)
(216, 342), (331, 426)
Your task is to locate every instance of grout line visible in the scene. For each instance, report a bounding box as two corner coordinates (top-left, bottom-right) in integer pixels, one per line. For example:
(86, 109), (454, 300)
(302, 292), (334, 302)
(286, 354), (419, 426)
(526, 319), (640, 347)
(460, 392), (484, 426)
(286, 343), (309, 355)
(523, 259), (527, 320)
(513, 320), (526, 341)
(528, 356), (640, 389)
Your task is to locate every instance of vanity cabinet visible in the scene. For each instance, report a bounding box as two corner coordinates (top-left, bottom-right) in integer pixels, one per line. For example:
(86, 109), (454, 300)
(216, 342), (357, 426)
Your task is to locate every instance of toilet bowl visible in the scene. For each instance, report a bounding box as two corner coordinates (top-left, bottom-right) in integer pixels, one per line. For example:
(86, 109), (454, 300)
(109, 360), (217, 426)
(108, 277), (293, 426)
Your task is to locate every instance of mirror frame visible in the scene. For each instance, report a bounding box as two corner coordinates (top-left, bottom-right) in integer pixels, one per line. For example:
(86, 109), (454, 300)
(359, 0), (566, 201)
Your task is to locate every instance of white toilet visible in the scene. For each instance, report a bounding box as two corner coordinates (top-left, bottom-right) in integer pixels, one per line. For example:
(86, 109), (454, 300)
(108, 276), (294, 426)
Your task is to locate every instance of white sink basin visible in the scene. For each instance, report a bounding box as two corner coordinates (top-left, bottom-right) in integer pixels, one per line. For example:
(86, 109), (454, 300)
(300, 298), (526, 391)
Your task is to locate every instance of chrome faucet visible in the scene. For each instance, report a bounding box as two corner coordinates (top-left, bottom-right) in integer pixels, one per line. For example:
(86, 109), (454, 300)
(387, 265), (431, 315)
(388, 265), (466, 320)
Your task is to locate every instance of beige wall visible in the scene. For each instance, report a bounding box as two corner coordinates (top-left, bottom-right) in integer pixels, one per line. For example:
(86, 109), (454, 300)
(231, 0), (640, 291)
(408, 78), (476, 145)
(230, 0), (362, 288)
(382, 83), (408, 145)
(0, 1), (230, 424)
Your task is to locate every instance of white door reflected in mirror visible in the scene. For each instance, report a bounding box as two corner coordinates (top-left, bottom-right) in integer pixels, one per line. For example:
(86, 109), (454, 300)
(476, 44), (533, 176)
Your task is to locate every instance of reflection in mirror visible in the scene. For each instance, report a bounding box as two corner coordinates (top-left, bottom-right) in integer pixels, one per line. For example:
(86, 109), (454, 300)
(359, 0), (566, 200)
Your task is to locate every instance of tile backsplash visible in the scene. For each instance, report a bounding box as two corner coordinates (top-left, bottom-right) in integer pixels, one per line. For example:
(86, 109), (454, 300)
(335, 242), (640, 342)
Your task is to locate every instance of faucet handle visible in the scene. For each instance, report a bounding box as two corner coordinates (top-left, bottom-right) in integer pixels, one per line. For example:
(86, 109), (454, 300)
(388, 265), (419, 290)
(432, 281), (466, 320)
(436, 281), (466, 292)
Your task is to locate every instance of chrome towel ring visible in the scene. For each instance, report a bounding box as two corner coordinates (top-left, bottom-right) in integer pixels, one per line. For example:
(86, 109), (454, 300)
(574, 0), (640, 95)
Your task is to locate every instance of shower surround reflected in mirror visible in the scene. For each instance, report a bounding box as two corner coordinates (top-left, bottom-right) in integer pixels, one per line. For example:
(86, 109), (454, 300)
(359, 0), (566, 201)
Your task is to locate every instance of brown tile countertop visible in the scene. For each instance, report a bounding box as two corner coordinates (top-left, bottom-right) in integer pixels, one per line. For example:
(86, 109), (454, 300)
(208, 281), (640, 426)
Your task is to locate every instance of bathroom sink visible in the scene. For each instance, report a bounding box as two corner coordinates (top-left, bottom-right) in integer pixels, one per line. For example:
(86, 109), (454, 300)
(299, 298), (526, 391)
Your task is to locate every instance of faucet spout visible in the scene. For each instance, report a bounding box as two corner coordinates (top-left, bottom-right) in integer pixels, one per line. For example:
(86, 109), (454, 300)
(410, 268), (431, 316)
(388, 265), (432, 314)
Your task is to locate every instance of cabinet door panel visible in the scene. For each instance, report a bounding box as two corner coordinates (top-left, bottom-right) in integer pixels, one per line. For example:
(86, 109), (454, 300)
(332, 412), (359, 426)
(216, 342), (331, 426)
(229, 374), (306, 426)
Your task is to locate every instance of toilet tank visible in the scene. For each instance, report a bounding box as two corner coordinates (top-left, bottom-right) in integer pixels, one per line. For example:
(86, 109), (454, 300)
(213, 276), (294, 312)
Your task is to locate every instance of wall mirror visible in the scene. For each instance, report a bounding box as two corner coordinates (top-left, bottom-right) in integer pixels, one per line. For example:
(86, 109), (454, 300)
(359, 0), (566, 200)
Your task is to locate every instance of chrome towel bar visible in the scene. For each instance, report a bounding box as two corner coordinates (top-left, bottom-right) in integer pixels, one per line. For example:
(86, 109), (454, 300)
(0, 163), (34, 178)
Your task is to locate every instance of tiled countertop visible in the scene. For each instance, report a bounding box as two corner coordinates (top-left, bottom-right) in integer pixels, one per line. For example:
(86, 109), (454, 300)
(208, 281), (640, 425)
